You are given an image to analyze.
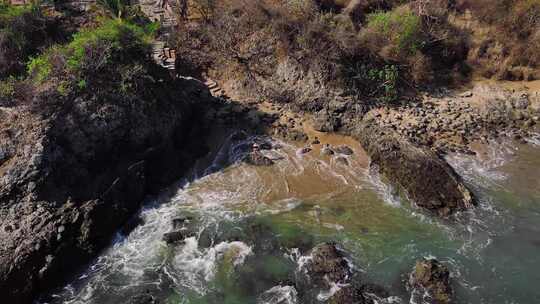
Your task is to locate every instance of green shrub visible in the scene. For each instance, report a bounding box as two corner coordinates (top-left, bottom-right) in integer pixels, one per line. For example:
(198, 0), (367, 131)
(27, 55), (53, 83)
(344, 60), (400, 103)
(0, 2), (33, 21)
(65, 18), (154, 71)
(0, 2), (48, 78)
(363, 7), (424, 58)
(0, 76), (16, 100)
(27, 18), (156, 94)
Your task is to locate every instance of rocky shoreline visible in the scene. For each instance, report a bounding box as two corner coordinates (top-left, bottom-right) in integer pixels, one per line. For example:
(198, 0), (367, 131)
(3, 63), (539, 304)
(1, 1), (539, 302)
(0, 75), (213, 302)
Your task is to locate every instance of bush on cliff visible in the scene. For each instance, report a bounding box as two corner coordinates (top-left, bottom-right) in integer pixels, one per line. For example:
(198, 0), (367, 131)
(174, 0), (405, 103)
(27, 17), (156, 98)
(0, 3), (50, 78)
(174, 0), (471, 104)
(362, 7), (424, 59)
(457, 0), (540, 80)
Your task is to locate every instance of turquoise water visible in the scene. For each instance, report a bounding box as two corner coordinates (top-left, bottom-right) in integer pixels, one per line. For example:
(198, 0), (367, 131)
(40, 136), (540, 304)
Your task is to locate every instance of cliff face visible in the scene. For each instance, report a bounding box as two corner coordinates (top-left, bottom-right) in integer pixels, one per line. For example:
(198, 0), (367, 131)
(0, 75), (212, 303)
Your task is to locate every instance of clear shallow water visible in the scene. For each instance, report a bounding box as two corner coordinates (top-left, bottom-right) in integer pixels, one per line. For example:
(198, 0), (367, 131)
(40, 134), (540, 304)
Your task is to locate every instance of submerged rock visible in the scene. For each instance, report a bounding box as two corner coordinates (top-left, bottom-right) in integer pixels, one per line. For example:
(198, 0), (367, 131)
(334, 145), (354, 155)
(354, 118), (474, 217)
(129, 292), (158, 304)
(304, 243), (351, 287)
(408, 259), (452, 304)
(172, 216), (193, 230)
(298, 243), (388, 304)
(163, 229), (193, 244)
(245, 150), (274, 166)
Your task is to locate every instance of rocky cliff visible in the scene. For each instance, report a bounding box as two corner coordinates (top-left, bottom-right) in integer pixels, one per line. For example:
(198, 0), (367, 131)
(0, 74), (212, 302)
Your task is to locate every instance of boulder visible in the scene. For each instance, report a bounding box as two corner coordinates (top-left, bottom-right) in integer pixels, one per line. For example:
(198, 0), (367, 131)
(305, 243), (351, 286)
(129, 293), (158, 304)
(172, 216), (193, 230)
(298, 243), (388, 304)
(313, 111), (340, 132)
(287, 129), (309, 142)
(300, 147), (312, 154)
(335, 156), (349, 166)
(408, 259), (452, 304)
(353, 118), (474, 217)
(334, 145), (354, 155)
(321, 144), (335, 156)
(245, 151), (274, 166)
(163, 230), (193, 244)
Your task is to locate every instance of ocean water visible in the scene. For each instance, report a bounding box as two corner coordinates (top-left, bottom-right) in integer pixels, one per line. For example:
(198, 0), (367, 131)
(39, 133), (540, 304)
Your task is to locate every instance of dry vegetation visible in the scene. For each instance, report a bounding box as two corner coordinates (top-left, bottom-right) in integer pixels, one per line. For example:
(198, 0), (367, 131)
(455, 0), (540, 80)
(172, 0), (540, 105)
(173, 0), (466, 104)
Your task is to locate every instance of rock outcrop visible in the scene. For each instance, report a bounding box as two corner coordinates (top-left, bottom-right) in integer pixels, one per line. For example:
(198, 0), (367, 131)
(304, 243), (351, 287)
(408, 259), (453, 304)
(298, 243), (387, 304)
(353, 117), (474, 217)
(0, 76), (211, 303)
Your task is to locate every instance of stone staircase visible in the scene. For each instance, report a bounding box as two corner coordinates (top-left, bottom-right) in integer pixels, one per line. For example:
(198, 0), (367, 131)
(138, 0), (227, 97)
(151, 40), (176, 71)
(136, 0), (179, 71)
(203, 78), (228, 99)
(136, 0), (178, 31)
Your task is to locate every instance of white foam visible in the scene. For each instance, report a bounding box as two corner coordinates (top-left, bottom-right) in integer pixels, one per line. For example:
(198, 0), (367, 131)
(365, 165), (402, 207)
(258, 285), (298, 304)
(316, 280), (348, 301)
(166, 238), (252, 294)
(445, 141), (516, 187)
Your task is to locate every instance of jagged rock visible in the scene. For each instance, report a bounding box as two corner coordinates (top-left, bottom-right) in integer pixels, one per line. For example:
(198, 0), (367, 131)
(321, 144), (335, 156)
(335, 156), (349, 166)
(129, 293), (158, 304)
(253, 138), (273, 150)
(163, 229), (192, 244)
(313, 111), (340, 132)
(0, 147), (9, 166)
(245, 151), (274, 166)
(300, 147), (312, 154)
(172, 216), (193, 230)
(305, 243), (351, 286)
(298, 243), (388, 304)
(0, 76), (211, 302)
(287, 129), (309, 142)
(334, 145), (354, 155)
(354, 118), (474, 217)
(408, 259), (452, 304)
